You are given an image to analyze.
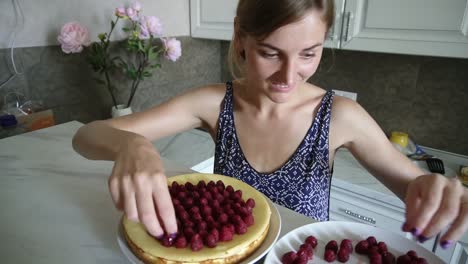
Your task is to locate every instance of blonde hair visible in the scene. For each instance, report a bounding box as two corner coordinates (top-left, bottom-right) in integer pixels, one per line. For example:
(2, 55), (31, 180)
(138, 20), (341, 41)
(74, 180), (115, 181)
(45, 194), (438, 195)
(228, 0), (335, 79)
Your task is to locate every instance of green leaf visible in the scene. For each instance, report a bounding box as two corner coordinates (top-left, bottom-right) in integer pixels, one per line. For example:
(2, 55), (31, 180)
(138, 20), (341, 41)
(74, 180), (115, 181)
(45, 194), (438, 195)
(150, 64), (161, 69)
(142, 71), (151, 77)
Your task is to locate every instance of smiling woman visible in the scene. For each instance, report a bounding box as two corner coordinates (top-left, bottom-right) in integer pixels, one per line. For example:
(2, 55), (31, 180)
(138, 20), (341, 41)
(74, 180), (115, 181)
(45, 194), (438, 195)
(72, 0), (468, 255)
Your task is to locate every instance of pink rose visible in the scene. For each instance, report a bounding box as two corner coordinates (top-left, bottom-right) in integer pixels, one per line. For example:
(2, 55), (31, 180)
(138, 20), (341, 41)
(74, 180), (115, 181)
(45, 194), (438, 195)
(115, 7), (126, 18)
(139, 16), (163, 39)
(162, 37), (182, 62)
(126, 7), (138, 21)
(57, 22), (91, 54)
(132, 2), (142, 12)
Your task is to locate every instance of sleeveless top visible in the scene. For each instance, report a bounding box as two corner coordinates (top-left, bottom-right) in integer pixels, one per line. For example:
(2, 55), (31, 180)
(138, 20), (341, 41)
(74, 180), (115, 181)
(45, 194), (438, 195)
(214, 82), (335, 221)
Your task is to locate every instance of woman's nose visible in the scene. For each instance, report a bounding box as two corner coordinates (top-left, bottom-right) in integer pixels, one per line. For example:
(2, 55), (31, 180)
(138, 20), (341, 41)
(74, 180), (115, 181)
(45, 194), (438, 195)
(277, 59), (296, 85)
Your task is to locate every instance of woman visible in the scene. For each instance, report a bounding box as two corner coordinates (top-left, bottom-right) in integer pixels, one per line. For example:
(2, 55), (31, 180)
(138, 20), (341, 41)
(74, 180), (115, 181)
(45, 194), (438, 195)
(73, 0), (467, 249)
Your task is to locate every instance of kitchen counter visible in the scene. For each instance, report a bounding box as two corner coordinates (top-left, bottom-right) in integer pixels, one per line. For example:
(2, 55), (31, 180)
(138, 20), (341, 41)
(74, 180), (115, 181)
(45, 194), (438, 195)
(0, 121), (315, 264)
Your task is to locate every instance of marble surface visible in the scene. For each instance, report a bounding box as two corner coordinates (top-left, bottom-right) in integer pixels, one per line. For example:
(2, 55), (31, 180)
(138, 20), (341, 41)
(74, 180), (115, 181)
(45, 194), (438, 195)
(0, 121), (314, 264)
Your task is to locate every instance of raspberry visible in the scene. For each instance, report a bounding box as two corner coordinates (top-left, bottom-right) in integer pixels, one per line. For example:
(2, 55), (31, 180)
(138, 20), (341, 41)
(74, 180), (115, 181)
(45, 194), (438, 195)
(203, 191), (213, 200)
(178, 210), (189, 221)
(183, 227), (195, 240)
(225, 209), (234, 216)
(299, 244), (313, 259)
(184, 197), (194, 208)
(171, 181), (179, 189)
(235, 221), (247, 234)
(161, 235), (174, 247)
(325, 240), (338, 253)
(246, 198), (256, 208)
(198, 221), (207, 232)
(192, 191), (200, 200)
(377, 241), (388, 254)
(197, 180), (206, 189)
(369, 252), (382, 264)
(201, 205), (212, 217)
(184, 220), (194, 228)
(355, 240), (369, 254)
(396, 255), (412, 264)
(211, 199), (220, 209)
(226, 185), (234, 193)
(219, 226), (234, 241)
(172, 198), (181, 206)
(178, 191), (187, 199)
(174, 236), (187, 248)
(340, 239), (353, 253)
(367, 236), (378, 246)
(305, 235), (318, 248)
(243, 214), (254, 227)
(210, 228), (219, 242)
(337, 248), (350, 262)
(230, 214), (243, 224)
(190, 234), (204, 251)
(192, 212), (202, 222)
(324, 249), (336, 262)
(205, 234), (217, 248)
(281, 251), (297, 264)
(207, 180), (216, 188)
(226, 223), (235, 233)
(416, 257), (428, 264)
(189, 206), (200, 214)
(216, 180), (225, 189)
(294, 250), (309, 264)
(185, 182), (195, 191)
(382, 251), (396, 264)
(218, 213), (229, 224)
(406, 250), (418, 259)
(368, 245), (379, 256)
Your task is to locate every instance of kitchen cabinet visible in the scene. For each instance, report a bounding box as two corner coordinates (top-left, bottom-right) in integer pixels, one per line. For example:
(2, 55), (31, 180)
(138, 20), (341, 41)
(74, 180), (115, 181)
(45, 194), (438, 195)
(190, 0), (468, 58)
(341, 0), (468, 58)
(190, 0), (237, 41)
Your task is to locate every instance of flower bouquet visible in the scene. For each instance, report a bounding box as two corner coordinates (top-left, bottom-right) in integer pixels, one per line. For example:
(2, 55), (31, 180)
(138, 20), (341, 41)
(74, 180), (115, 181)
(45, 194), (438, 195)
(57, 2), (182, 115)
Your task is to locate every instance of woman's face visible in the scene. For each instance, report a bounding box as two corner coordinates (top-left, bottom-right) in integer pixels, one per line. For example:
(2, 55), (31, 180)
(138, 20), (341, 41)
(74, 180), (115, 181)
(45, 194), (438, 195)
(240, 10), (327, 103)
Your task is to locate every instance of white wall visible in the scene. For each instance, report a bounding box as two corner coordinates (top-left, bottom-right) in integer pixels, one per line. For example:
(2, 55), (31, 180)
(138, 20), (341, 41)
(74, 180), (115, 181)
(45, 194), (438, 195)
(0, 0), (190, 49)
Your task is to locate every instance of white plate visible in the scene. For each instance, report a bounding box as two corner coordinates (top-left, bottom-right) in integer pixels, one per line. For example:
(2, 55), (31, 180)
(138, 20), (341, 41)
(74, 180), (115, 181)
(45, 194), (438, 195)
(265, 221), (444, 264)
(117, 198), (281, 264)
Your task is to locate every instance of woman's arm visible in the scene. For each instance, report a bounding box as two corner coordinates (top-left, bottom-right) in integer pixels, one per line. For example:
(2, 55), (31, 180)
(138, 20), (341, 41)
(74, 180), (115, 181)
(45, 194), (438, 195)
(330, 96), (467, 246)
(72, 84), (224, 238)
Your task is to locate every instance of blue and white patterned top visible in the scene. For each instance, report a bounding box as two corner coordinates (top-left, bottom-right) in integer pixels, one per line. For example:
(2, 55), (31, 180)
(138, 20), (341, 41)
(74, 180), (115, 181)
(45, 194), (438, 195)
(214, 81), (334, 221)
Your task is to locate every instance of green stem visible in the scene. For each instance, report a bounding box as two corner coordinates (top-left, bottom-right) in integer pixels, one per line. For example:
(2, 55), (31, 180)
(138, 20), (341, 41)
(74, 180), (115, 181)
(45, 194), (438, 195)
(126, 52), (146, 107)
(105, 71), (118, 108)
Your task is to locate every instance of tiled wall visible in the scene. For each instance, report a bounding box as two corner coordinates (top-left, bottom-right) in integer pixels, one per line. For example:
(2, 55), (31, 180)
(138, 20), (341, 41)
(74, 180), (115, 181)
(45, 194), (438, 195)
(220, 42), (468, 155)
(0, 37), (221, 125)
(1, 38), (467, 155)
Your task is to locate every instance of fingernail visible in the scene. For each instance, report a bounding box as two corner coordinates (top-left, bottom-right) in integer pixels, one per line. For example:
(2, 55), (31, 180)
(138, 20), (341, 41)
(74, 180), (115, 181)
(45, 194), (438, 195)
(418, 235), (428, 243)
(401, 222), (410, 232)
(155, 234), (164, 240)
(410, 228), (420, 236)
(169, 232), (178, 239)
(441, 240), (453, 249)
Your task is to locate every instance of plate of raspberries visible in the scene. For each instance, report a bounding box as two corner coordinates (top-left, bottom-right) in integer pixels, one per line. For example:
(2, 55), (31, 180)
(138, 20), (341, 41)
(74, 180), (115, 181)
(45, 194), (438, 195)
(265, 221), (444, 264)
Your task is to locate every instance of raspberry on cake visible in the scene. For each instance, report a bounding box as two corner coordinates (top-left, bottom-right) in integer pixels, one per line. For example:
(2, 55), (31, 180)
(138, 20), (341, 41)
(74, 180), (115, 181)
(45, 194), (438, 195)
(122, 173), (272, 264)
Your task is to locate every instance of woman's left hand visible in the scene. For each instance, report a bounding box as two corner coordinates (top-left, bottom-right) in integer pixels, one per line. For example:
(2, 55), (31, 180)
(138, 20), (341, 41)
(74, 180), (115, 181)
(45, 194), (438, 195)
(404, 174), (467, 248)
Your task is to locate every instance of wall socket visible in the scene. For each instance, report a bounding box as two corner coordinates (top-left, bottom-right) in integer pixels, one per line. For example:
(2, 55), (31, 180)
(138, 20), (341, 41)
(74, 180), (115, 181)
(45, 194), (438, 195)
(332, 89), (358, 101)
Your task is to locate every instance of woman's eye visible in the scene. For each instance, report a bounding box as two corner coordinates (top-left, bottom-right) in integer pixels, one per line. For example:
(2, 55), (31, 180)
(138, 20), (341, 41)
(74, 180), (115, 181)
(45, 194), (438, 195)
(260, 51), (278, 58)
(302, 53), (316, 59)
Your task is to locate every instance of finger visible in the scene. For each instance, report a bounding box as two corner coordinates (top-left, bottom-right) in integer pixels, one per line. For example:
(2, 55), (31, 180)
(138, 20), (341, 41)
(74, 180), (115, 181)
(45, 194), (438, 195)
(122, 176), (139, 222)
(135, 181), (164, 238)
(405, 177), (444, 236)
(439, 203), (468, 249)
(404, 182), (423, 233)
(418, 183), (461, 240)
(153, 176), (178, 236)
(108, 176), (123, 210)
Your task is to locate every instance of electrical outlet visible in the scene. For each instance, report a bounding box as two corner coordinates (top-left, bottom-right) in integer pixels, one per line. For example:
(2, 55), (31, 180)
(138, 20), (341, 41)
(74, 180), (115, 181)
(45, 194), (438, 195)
(332, 89), (357, 101)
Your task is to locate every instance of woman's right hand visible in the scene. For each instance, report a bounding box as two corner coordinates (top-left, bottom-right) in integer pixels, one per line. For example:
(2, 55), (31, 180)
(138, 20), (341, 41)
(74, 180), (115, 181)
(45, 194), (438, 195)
(108, 135), (177, 239)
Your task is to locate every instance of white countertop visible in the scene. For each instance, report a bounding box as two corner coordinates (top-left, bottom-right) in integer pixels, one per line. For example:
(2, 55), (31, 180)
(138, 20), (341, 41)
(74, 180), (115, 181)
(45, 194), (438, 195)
(0, 121), (315, 264)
